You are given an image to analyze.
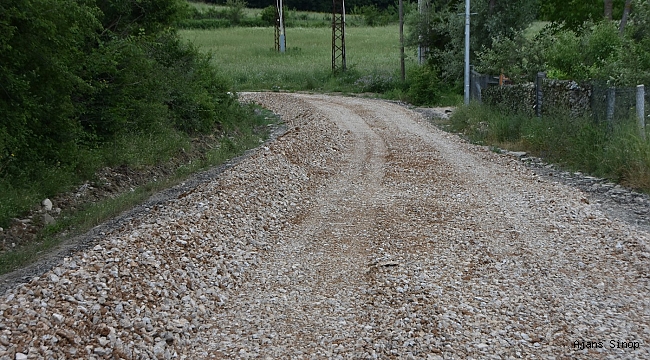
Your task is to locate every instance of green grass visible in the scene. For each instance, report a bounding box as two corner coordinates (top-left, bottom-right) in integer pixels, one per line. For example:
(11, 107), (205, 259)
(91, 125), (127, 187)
(449, 103), (650, 193)
(181, 26), (413, 92)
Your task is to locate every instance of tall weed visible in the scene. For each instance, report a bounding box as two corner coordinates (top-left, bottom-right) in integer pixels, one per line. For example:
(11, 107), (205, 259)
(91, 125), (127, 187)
(450, 103), (650, 193)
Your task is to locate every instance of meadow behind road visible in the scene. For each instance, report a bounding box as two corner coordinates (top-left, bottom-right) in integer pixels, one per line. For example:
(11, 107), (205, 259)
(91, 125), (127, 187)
(180, 26), (404, 91)
(1, 93), (649, 359)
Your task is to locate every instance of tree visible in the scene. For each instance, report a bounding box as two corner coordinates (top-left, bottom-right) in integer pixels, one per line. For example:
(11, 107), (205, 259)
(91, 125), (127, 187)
(0, 0), (100, 168)
(408, 0), (538, 84)
(472, 0), (539, 49)
(540, 0), (627, 31)
(619, 0), (633, 35)
(605, 0), (613, 20)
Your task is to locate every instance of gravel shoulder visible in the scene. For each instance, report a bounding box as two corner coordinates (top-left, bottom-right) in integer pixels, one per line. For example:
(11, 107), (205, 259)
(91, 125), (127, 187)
(1, 93), (650, 359)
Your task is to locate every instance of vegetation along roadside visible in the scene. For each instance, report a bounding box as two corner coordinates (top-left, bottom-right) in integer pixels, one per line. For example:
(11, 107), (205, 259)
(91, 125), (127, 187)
(416, 0), (650, 195)
(0, 0), (279, 274)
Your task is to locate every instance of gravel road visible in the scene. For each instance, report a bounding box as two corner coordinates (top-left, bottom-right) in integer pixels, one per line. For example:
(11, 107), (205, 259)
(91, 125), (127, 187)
(1, 93), (649, 359)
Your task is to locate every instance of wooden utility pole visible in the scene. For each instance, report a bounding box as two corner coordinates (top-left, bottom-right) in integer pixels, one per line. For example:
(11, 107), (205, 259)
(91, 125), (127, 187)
(399, 0), (405, 81)
(619, 0), (633, 35)
(604, 0), (613, 20)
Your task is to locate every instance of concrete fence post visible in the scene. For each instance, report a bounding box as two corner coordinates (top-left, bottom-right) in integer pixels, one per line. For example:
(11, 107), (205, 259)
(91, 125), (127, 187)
(606, 87), (616, 125)
(638, 85), (646, 140)
(535, 72), (546, 117)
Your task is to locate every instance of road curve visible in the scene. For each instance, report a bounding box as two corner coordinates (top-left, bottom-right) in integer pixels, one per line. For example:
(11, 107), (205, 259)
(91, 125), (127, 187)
(1, 93), (649, 359)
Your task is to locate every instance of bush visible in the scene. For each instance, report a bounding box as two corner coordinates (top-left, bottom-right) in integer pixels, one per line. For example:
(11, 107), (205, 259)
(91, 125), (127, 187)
(476, 32), (548, 83)
(177, 18), (231, 29)
(406, 65), (442, 106)
(260, 5), (277, 26)
(352, 5), (396, 27)
(476, 19), (650, 86)
(225, 0), (247, 25)
(354, 73), (399, 93)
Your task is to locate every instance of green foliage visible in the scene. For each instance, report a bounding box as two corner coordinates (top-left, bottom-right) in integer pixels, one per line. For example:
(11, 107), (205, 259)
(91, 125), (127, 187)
(546, 22), (650, 84)
(405, 65), (442, 106)
(179, 2), (334, 29)
(176, 18), (232, 29)
(0, 0), (255, 226)
(405, 5), (461, 85)
(0, 0), (100, 177)
(477, 20), (650, 86)
(353, 72), (400, 93)
(225, 0), (248, 25)
(540, 0), (627, 31)
(408, 0), (538, 85)
(450, 103), (528, 144)
(471, 0), (540, 54)
(630, 0), (650, 41)
(98, 0), (185, 36)
(260, 5), (277, 26)
(352, 5), (397, 27)
(476, 31), (547, 82)
(223, 0), (398, 13)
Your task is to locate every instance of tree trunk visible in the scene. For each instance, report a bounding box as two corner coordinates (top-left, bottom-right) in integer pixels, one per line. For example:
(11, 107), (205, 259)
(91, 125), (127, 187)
(488, 0), (496, 14)
(604, 0), (613, 20)
(619, 0), (633, 35)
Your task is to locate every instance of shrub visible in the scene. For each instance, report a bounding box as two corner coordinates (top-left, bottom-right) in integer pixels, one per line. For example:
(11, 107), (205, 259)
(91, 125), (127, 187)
(353, 5), (395, 27)
(225, 0), (247, 26)
(260, 5), (277, 26)
(354, 73), (398, 93)
(406, 65), (442, 106)
(476, 32), (548, 83)
(177, 18), (230, 29)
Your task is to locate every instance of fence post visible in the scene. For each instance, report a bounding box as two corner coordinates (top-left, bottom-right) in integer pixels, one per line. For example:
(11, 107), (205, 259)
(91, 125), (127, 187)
(638, 84), (646, 140)
(535, 72), (546, 117)
(606, 87), (616, 125)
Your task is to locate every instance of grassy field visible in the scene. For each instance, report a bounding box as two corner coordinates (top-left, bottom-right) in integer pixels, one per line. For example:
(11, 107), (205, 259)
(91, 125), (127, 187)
(180, 26), (414, 92)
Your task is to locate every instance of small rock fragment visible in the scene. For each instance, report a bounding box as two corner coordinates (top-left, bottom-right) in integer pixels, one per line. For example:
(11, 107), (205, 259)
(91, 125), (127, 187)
(43, 213), (55, 225)
(52, 313), (64, 323)
(42, 198), (53, 211)
(94, 347), (109, 356)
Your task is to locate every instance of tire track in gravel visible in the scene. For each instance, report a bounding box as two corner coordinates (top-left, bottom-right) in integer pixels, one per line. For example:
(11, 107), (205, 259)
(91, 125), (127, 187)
(328, 96), (650, 359)
(199, 96), (390, 358)
(242, 94), (650, 359)
(3, 93), (650, 360)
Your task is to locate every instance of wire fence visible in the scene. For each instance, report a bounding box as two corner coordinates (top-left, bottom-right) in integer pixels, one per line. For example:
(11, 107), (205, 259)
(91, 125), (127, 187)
(591, 82), (640, 124)
(472, 71), (647, 138)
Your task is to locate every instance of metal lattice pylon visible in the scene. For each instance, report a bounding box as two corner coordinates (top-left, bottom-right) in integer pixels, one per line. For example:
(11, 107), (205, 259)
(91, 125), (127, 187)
(275, 0), (285, 52)
(332, 0), (346, 71)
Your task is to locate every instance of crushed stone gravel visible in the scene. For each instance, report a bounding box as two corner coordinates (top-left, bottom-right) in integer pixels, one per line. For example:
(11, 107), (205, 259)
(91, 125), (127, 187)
(1, 93), (649, 359)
